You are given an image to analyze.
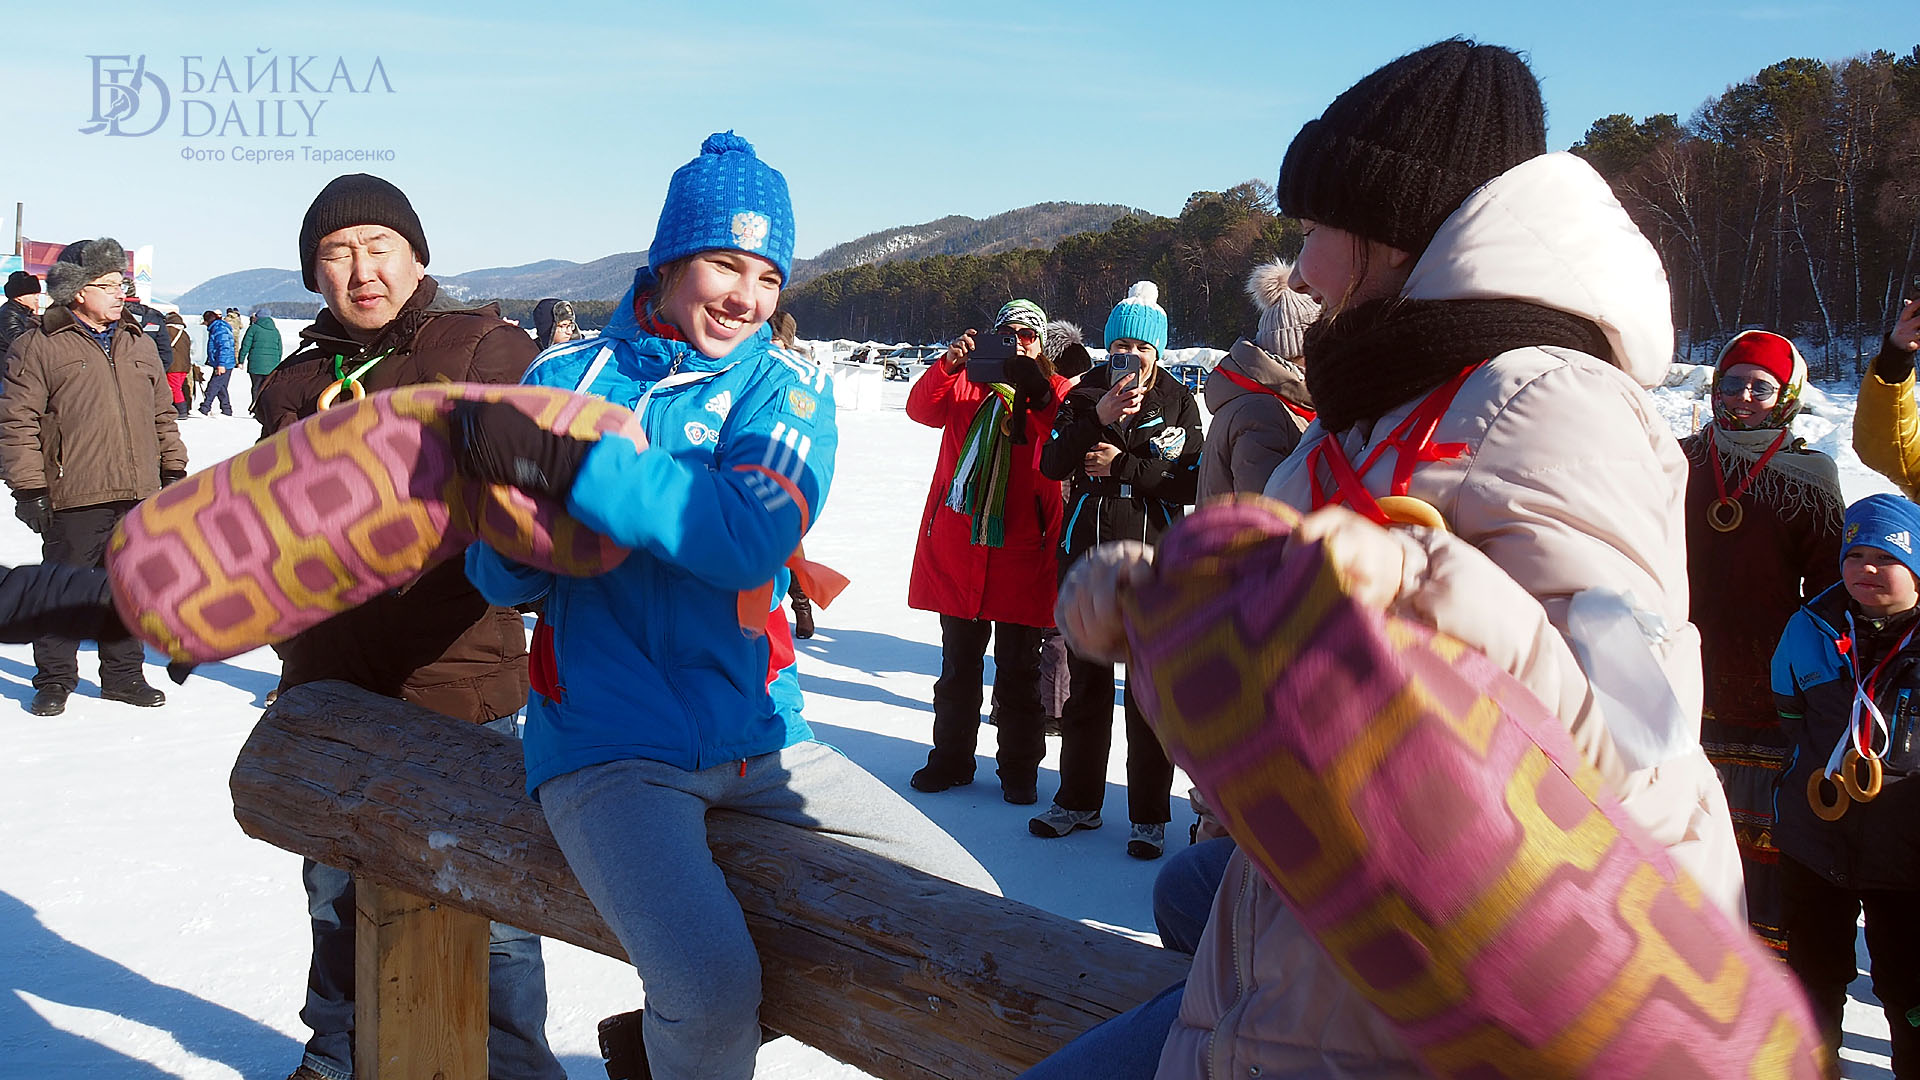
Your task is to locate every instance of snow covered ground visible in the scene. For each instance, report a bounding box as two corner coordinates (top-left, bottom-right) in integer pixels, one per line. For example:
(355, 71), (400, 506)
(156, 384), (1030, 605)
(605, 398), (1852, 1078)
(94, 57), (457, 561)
(0, 352), (1898, 1078)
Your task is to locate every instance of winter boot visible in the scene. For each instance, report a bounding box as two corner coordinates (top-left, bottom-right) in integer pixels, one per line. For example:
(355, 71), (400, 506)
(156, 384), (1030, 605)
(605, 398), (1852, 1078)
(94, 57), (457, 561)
(598, 1009), (651, 1080)
(791, 595), (815, 639)
(28, 687), (67, 716)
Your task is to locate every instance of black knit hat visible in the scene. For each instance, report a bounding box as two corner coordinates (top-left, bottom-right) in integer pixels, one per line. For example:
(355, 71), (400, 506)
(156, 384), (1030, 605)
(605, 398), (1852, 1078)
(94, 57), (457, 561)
(4, 271), (38, 300)
(1277, 39), (1546, 256)
(297, 173), (430, 292)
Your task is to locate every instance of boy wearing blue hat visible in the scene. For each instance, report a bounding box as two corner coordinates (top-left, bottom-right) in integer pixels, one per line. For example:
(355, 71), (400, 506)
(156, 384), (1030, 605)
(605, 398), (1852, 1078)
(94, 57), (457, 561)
(1771, 492), (1920, 1075)
(1031, 281), (1202, 859)
(456, 132), (996, 1080)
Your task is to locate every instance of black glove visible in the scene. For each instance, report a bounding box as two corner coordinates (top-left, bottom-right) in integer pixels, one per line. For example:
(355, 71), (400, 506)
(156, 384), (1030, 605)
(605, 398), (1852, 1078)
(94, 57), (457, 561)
(1004, 355), (1052, 446)
(166, 660), (197, 685)
(161, 469), (187, 487)
(446, 399), (591, 502)
(13, 489), (50, 534)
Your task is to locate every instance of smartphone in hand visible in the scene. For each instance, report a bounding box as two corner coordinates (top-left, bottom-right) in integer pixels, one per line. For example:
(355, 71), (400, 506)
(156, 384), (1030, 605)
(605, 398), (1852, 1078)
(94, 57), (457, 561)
(966, 331), (1020, 384)
(1108, 351), (1142, 382)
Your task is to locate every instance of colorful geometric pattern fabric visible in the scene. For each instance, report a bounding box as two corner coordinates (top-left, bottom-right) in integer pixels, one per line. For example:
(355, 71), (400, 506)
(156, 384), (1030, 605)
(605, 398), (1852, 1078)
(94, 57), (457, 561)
(1121, 495), (1826, 1079)
(107, 383), (645, 663)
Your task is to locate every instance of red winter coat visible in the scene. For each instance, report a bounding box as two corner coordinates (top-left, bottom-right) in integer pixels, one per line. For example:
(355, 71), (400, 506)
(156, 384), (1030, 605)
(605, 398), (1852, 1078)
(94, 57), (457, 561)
(906, 359), (1069, 627)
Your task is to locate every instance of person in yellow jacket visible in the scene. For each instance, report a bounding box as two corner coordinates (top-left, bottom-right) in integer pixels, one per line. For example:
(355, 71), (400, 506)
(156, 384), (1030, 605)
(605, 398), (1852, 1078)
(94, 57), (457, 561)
(1852, 293), (1920, 496)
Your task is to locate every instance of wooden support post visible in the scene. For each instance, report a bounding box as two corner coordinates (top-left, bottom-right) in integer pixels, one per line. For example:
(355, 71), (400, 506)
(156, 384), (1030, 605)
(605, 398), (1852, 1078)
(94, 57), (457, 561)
(231, 681), (1191, 1080)
(354, 880), (490, 1080)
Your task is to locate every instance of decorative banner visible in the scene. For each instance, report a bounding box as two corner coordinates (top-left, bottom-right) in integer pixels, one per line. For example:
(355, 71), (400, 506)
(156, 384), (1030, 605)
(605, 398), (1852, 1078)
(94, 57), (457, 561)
(133, 245), (155, 302)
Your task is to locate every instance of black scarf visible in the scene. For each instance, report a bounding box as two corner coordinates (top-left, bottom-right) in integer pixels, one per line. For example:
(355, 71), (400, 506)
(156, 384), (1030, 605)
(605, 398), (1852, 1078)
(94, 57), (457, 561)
(1303, 297), (1613, 434)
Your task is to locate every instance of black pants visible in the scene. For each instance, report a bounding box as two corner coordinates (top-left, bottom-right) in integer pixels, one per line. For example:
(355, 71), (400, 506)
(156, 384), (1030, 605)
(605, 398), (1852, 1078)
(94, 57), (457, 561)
(35, 501), (145, 693)
(1782, 854), (1920, 1076)
(1052, 653), (1173, 823)
(927, 615), (1044, 785)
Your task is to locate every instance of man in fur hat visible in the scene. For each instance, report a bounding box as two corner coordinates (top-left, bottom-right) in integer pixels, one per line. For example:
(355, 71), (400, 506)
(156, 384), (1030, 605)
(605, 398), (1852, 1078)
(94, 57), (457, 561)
(0, 238), (185, 716)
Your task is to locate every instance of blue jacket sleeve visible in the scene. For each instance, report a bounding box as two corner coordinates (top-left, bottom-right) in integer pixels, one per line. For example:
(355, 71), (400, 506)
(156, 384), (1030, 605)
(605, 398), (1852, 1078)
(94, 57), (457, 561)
(565, 369), (837, 591)
(464, 543), (555, 607)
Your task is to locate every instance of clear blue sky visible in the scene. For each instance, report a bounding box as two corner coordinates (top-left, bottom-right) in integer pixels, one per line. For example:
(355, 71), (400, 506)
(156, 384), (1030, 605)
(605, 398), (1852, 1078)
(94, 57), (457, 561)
(3, 0), (1911, 296)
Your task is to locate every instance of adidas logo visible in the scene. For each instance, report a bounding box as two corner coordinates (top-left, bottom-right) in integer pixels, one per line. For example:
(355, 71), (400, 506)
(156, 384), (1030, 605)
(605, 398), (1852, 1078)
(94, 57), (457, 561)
(705, 390), (733, 420)
(1888, 530), (1912, 554)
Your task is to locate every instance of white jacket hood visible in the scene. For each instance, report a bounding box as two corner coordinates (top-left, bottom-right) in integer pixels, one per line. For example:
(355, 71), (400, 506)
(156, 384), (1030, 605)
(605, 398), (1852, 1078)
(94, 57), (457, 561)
(1401, 152), (1674, 389)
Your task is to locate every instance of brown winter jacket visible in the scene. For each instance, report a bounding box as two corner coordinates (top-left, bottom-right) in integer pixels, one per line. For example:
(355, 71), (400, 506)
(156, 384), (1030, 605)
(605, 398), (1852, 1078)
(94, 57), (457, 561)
(254, 276), (538, 723)
(0, 304), (187, 510)
(1195, 339), (1313, 504)
(164, 321), (192, 374)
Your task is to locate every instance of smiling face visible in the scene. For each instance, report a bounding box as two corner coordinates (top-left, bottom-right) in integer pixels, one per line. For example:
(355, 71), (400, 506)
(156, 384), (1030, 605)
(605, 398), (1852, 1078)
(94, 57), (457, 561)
(1716, 361), (1783, 429)
(1843, 545), (1920, 618)
(1292, 218), (1413, 313)
(656, 250), (783, 359)
(312, 225), (426, 342)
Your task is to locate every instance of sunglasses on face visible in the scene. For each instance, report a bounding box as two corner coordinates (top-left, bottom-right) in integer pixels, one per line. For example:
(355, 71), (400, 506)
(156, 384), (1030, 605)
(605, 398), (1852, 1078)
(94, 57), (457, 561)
(1718, 376), (1781, 400)
(995, 325), (1040, 344)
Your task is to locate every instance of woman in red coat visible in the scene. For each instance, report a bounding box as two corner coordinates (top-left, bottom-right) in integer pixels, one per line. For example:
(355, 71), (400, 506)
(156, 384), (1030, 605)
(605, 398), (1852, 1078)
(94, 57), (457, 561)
(907, 298), (1071, 805)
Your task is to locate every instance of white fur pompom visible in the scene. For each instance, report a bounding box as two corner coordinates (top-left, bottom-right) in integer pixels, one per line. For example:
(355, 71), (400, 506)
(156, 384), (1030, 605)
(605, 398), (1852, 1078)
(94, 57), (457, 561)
(1245, 259), (1295, 311)
(1126, 280), (1158, 306)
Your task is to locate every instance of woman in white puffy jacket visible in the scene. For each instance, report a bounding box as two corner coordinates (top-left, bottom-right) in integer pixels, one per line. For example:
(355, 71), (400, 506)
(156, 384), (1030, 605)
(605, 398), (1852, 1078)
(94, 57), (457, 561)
(1040, 38), (1741, 1080)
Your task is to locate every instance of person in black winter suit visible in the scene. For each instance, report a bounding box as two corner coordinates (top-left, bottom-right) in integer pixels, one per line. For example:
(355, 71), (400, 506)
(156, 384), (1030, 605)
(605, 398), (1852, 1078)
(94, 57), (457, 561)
(1030, 282), (1202, 859)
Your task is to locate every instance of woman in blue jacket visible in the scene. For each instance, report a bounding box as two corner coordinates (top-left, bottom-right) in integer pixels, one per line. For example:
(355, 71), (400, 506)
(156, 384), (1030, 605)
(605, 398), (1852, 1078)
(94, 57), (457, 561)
(452, 133), (995, 1080)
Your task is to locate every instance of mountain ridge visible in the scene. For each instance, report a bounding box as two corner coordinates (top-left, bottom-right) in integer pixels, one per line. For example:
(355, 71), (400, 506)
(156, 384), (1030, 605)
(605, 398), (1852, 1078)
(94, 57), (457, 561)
(173, 201), (1141, 313)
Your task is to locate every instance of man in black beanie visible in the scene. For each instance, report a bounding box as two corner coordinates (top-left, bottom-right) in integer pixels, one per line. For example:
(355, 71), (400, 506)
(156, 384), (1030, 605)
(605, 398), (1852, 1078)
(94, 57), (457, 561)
(1, 270), (40, 357)
(257, 176), (559, 1080)
(0, 238), (185, 715)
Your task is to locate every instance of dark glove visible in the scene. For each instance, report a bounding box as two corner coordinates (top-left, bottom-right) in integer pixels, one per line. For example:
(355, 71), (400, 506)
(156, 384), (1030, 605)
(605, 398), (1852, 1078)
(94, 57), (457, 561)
(1004, 355), (1051, 446)
(13, 489), (50, 534)
(166, 660), (197, 685)
(161, 469), (187, 487)
(445, 399), (591, 502)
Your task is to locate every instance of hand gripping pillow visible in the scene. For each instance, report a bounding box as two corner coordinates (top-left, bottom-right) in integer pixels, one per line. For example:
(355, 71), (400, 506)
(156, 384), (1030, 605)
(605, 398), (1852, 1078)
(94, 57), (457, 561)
(1120, 495), (1824, 1079)
(107, 383), (644, 663)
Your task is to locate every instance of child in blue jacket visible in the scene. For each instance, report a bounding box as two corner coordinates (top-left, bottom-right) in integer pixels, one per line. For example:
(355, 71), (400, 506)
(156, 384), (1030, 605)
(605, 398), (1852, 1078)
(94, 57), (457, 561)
(1772, 493), (1920, 1074)
(452, 133), (995, 1080)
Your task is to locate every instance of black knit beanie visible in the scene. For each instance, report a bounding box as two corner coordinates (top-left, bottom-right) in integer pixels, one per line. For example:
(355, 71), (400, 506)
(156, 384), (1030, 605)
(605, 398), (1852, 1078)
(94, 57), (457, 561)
(5, 271), (38, 300)
(298, 173), (430, 292)
(1277, 39), (1546, 256)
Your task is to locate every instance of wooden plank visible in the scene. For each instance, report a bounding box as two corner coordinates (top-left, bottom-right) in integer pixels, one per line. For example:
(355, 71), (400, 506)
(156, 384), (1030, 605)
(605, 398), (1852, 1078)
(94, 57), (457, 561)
(229, 681), (1190, 1080)
(354, 880), (489, 1080)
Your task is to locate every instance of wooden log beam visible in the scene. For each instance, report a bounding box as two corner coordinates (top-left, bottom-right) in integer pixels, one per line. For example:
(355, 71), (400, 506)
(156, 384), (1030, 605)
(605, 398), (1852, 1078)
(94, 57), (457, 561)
(229, 681), (1190, 1080)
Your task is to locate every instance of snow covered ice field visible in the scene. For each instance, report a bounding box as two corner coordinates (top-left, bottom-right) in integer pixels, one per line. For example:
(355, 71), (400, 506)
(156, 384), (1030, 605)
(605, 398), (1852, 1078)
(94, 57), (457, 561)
(0, 344), (1901, 1078)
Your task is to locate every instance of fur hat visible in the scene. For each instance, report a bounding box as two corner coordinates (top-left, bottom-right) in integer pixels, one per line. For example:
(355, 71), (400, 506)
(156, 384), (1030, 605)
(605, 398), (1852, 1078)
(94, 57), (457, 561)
(1104, 281), (1169, 355)
(1246, 259), (1322, 360)
(5, 271), (38, 300)
(1044, 320), (1092, 378)
(298, 174), (430, 292)
(46, 238), (127, 306)
(1713, 329), (1808, 429)
(1277, 39), (1546, 256)
(650, 132), (795, 283)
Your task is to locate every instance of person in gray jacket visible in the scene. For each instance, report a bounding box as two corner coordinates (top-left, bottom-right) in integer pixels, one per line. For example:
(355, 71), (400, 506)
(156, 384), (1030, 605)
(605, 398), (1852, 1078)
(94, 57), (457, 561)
(1194, 258), (1321, 503)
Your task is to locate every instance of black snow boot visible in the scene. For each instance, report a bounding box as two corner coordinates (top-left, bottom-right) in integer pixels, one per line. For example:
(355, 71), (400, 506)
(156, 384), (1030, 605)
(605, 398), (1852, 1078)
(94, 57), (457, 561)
(598, 1010), (651, 1080)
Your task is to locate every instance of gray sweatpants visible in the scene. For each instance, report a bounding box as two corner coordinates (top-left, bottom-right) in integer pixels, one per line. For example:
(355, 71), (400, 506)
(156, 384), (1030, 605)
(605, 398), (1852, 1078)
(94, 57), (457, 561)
(538, 740), (999, 1080)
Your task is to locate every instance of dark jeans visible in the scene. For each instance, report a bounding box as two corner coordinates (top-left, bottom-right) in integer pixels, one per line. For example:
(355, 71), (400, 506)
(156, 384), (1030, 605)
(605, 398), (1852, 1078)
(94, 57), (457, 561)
(297, 716), (564, 1080)
(1053, 654), (1173, 823)
(34, 501), (145, 693)
(200, 368), (232, 415)
(1782, 855), (1920, 1077)
(1153, 836), (1236, 954)
(927, 615), (1045, 786)
(1016, 980), (1185, 1080)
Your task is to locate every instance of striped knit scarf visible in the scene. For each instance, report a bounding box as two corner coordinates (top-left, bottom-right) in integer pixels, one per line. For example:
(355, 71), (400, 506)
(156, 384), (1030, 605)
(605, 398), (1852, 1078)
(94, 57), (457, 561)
(945, 384), (1017, 547)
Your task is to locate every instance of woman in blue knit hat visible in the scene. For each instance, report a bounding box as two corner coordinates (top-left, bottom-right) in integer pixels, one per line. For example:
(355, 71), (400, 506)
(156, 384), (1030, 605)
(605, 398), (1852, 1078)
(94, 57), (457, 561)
(1771, 492), (1920, 1074)
(452, 132), (996, 1080)
(1030, 281), (1201, 859)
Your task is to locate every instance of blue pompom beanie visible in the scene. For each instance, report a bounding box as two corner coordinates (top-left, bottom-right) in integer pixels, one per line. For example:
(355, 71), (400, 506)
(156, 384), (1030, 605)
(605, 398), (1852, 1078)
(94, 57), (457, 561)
(1842, 494), (1920, 583)
(649, 132), (795, 282)
(1104, 281), (1169, 355)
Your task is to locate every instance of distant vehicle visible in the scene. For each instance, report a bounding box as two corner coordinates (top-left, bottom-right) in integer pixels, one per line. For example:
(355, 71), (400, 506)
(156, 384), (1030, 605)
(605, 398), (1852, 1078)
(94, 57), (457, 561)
(1166, 362), (1207, 393)
(877, 344), (945, 382)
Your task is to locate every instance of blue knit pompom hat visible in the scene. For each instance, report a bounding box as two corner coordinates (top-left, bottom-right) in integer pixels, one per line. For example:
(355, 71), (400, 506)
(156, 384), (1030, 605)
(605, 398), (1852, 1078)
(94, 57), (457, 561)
(1842, 494), (1920, 583)
(649, 132), (795, 282)
(1104, 281), (1168, 355)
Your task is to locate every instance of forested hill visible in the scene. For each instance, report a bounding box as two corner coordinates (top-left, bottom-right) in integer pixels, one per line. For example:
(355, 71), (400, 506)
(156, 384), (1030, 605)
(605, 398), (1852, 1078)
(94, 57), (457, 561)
(790, 43), (1920, 361)
(1569, 45), (1919, 376)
